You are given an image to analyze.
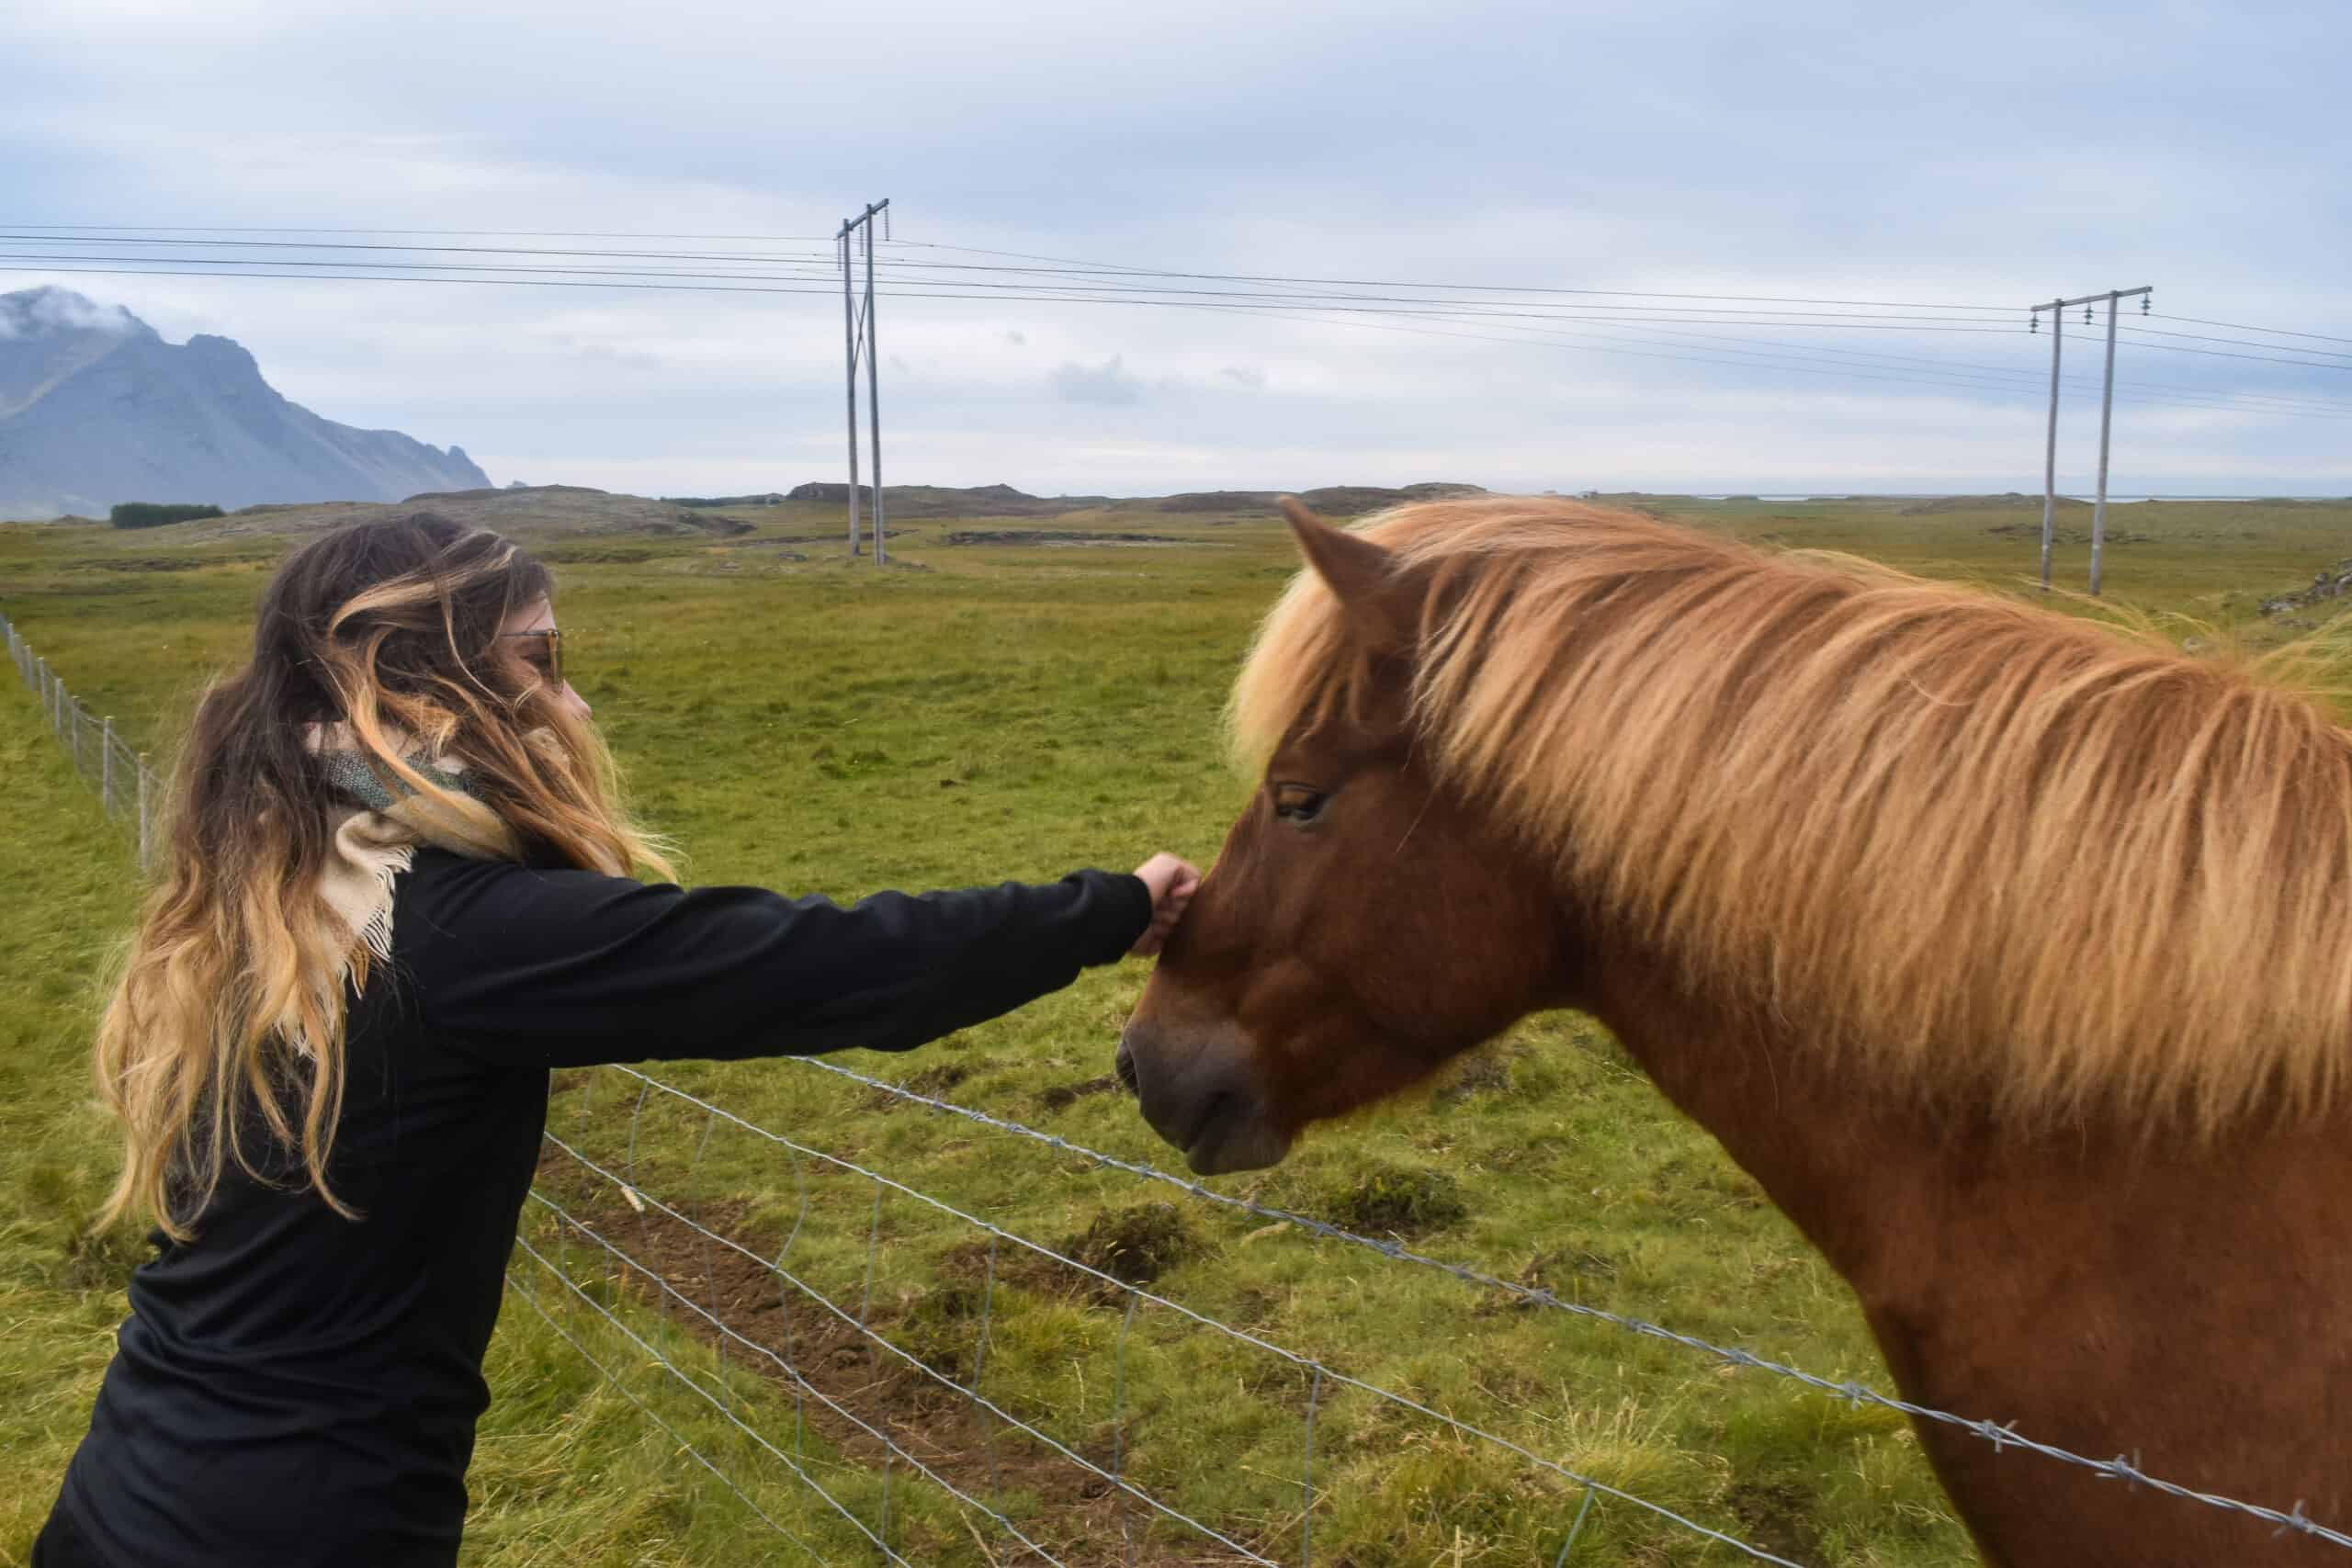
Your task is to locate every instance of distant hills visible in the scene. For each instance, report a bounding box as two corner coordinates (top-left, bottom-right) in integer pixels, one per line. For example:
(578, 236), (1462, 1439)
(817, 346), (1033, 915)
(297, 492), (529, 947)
(141, 480), (1498, 544)
(155, 485), (754, 544)
(769, 479), (1491, 518)
(0, 287), (488, 519)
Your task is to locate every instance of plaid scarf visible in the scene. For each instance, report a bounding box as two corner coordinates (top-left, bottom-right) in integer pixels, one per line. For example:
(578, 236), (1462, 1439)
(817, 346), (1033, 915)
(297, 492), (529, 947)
(305, 726), (522, 975)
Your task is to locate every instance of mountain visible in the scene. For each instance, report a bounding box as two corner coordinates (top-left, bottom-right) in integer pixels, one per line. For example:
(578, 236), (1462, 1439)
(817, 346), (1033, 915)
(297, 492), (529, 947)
(0, 288), (489, 519)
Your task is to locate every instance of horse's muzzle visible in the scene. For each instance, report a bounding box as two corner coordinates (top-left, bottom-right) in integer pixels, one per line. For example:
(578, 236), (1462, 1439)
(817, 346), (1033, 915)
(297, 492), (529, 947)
(1116, 1019), (1291, 1176)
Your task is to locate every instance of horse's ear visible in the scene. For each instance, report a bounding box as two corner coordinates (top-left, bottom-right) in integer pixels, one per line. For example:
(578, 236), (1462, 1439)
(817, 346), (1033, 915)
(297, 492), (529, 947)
(1279, 497), (1423, 650)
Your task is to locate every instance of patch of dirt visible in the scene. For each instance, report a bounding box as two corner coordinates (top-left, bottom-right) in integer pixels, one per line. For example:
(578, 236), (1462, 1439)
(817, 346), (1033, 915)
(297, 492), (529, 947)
(1724, 1480), (1823, 1563)
(932, 1201), (1202, 1309)
(865, 1062), (967, 1110)
(1432, 1050), (1512, 1106)
(529, 1153), (1259, 1564)
(1036, 1074), (1118, 1112)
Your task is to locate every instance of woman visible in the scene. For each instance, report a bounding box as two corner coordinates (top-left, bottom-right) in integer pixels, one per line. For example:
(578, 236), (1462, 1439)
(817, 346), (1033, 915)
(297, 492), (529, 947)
(34, 513), (1198, 1568)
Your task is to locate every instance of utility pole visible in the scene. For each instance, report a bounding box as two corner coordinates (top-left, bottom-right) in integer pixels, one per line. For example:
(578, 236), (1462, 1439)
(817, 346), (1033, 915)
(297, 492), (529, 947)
(2028, 286), (2151, 594)
(837, 198), (890, 564)
(840, 225), (862, 558)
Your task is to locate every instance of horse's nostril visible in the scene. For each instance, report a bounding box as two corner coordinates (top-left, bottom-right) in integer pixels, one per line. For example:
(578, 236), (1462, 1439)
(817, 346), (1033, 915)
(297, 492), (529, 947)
(1114, 1042), (1139, 1094)
(1189, 1088), (1237, 1148)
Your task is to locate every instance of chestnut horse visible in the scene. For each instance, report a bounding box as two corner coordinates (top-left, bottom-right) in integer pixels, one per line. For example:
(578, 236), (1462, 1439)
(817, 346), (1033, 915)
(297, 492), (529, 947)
(1119, 497), (2352, 1567)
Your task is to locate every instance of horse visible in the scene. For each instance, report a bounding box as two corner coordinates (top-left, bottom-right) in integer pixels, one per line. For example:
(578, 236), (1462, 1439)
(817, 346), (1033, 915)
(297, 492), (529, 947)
(1117, 496), (2352, 1567)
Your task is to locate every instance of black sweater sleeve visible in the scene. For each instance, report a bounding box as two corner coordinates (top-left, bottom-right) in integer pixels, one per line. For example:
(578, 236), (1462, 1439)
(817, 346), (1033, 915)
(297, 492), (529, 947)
(395, 851), (1155, 1067)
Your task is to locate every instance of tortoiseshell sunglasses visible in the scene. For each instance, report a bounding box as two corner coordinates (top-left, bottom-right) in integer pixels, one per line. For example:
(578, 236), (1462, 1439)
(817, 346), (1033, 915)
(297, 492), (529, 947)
(500, 628), (564, 687)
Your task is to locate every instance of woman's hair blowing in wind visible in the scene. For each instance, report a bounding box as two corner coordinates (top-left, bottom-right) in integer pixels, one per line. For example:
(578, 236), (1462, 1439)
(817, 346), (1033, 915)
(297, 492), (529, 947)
(97, 513), (673, 1240)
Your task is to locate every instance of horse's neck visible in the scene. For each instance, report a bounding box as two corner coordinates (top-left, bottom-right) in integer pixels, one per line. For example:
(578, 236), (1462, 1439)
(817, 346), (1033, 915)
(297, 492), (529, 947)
(1580, 941), (2352, 1564)
(1578, 944), (1934, 1293)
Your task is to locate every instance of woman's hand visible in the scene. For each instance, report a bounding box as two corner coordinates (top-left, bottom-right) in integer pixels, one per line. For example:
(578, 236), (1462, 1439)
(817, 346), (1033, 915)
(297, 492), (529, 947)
(1129, 853), (1202, 957)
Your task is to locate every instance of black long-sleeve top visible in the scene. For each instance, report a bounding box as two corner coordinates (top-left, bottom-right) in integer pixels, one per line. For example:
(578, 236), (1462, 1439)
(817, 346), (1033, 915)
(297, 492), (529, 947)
(49, 850), (1153, 1568)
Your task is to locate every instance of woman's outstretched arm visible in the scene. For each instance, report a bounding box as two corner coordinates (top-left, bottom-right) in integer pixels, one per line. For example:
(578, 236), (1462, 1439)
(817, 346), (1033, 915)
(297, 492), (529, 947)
(398, 852), (1189, 1067)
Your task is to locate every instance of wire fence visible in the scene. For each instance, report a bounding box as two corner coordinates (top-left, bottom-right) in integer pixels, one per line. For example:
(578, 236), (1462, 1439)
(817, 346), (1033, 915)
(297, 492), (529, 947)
(4, 608), (160, 867)
(7, 601), (2349, 1563)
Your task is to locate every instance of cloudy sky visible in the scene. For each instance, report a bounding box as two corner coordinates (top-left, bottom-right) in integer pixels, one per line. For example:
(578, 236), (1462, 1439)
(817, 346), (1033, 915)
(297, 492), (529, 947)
(6, 0), (2348, 496)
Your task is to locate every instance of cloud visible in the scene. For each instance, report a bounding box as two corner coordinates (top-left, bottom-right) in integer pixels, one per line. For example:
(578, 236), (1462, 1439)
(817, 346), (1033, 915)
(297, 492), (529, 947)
(0, 286), (137, 340)
(1051, 355), (1145, 406)
(571, 339), (662, 370)
(4, 1), (2348, 494)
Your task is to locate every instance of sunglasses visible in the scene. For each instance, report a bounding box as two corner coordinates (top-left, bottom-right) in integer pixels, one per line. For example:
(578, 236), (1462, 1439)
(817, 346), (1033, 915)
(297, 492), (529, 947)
(499, 627), (565, 688)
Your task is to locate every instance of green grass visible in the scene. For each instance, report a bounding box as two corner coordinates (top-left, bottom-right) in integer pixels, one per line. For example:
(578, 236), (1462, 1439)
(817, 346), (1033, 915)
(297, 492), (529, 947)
(4, 495), (2349, 1566)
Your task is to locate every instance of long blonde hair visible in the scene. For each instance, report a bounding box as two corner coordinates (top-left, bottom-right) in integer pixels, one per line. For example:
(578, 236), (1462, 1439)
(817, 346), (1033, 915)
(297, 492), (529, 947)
(99, 513), (673, 1240)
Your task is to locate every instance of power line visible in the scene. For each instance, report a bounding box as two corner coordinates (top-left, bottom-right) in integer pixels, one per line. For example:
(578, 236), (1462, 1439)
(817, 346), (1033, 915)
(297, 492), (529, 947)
(2119, 322), (2352, 365)
(0, 237), (2030, 324)
(9, 251), (2346, 421)
(0, 257), (2036, 397)
(0, 223), (843, 242)
(46, 230), (2348, 371)
(0, 260), (849, 297)
(2109, 333), (2352, 372)
(2149, 312), (2352, 348)
(0, 254), (2053, 341)
(1351, 304), (2336, 419)
(888, 238), (2026, 312)
(0, 225), (2022, 313)
(1344, 300), (2352, 417)
(7, 259), (2347, 423)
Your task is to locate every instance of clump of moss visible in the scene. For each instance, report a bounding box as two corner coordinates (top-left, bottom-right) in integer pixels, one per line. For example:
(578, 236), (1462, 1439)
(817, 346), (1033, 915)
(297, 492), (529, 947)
(1319, 1163), (1470, 1237)
(1064, 1201), (1195, 1288)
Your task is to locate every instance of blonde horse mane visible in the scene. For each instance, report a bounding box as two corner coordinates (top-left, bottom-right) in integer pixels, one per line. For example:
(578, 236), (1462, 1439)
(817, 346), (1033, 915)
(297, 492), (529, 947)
(1231, 498), (2352, 1132)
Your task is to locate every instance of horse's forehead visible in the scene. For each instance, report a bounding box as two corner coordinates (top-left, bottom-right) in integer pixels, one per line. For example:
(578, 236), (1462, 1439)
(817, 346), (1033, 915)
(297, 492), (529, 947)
(1272, 715), (1413, 775)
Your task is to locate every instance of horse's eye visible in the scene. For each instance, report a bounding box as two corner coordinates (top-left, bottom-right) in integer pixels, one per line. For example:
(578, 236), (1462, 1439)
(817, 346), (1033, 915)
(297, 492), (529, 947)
(1272, 784), (1329, 824)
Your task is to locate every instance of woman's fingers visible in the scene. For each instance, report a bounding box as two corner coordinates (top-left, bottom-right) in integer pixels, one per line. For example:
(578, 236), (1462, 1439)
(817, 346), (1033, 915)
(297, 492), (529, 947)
(1128, 853), (1202, 957)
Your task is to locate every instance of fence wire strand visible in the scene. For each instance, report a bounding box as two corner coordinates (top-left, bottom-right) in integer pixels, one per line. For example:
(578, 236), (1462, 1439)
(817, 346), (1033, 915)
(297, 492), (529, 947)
(778, 1057), (2352, 1551)
(11, 608), (2348, 1562)
(564, 1077), (1812, 1565)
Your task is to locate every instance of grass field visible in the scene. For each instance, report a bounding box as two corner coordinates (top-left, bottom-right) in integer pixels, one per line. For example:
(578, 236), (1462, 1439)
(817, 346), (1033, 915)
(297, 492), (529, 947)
(3, 492), (2347, 1567)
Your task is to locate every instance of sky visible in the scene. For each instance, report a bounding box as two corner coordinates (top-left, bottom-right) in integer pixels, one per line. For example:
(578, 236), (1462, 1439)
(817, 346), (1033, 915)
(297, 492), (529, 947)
(6, 0), (2349, 497)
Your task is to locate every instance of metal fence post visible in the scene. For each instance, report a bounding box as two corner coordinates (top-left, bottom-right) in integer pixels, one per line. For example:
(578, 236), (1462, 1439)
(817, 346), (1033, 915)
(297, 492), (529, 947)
(102, 716), (115, 812)
(137, 756), (153, 871)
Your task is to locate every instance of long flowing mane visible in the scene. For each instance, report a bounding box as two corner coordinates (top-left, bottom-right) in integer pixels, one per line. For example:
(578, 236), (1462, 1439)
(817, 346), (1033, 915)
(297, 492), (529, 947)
(1232, 498), (2352, 1132)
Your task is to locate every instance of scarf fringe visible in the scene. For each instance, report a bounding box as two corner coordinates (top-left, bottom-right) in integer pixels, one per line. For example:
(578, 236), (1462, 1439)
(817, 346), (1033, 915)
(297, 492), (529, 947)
(312, 733), (516, 984)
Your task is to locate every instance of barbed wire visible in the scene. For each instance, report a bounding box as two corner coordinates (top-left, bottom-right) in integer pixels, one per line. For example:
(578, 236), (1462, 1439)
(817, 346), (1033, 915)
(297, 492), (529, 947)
(10, 608), (2347, 1560)
(766, 1057), (2352, 1551)
(0, 615), (1786, 1562)
(560, 1077), (1801, 1564)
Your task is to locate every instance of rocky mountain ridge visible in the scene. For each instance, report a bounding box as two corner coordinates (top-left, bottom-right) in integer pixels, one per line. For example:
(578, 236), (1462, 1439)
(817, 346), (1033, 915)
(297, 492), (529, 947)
(0, 288), (488, 519)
